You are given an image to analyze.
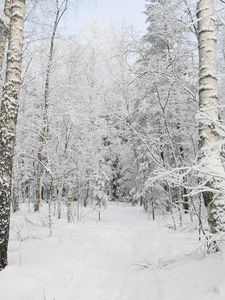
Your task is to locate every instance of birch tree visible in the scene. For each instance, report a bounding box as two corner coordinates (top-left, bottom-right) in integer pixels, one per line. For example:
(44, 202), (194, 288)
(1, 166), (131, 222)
(197, 0), (225, 235)
(34, 0), (67, 212)
(0, 0), (26, 270)
(0, 0), (11, 71)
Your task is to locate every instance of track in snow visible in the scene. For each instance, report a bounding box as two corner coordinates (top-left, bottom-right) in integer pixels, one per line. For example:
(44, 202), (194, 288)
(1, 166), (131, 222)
(1, 204), (225, 300)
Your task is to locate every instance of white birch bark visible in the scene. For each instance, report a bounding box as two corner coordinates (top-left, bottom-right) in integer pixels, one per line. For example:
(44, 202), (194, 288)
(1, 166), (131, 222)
(66, 186), (73, 223)
(0, 0), (26, 269)
(0, 0), (11, 71)
(197, 0), (225, 234)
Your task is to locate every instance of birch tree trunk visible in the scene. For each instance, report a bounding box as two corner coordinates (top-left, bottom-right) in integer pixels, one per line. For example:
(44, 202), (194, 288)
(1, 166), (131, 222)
(34, 0), (67, 212)
(0, 0), (11, 71)
(197, 0), (225, 234)
(66, 186), (73, 223)
(0, 0), (25, 270)
(34, 9), (57, 212)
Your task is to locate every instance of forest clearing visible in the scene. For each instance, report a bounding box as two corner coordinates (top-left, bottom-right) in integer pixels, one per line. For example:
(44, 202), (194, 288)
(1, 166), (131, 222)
(2, 204), (224, 300)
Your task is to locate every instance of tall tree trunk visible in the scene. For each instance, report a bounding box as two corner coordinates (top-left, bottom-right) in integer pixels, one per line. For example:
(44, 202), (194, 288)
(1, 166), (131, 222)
(0, 0), (11, 71)
(34, 0), (67, 212)
(34, 10), (56, 212)
(0, 0), (26, 270)
(197, 0), (225, 234)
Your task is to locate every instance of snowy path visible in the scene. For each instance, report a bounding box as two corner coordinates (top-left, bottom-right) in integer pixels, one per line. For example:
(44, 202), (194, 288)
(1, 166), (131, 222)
(1, 204), (225, 300)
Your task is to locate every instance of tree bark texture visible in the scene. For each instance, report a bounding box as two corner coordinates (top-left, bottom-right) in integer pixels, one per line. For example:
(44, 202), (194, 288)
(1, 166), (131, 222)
(197, 0), (225, 234)
(0, 0), (26, 269)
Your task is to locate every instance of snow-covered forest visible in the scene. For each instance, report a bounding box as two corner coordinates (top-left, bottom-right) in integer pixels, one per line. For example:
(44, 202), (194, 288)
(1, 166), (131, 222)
(1, 0), (225, 299)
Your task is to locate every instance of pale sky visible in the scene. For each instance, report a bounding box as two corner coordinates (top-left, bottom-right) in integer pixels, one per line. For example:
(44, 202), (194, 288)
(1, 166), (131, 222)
(64, 0), (147, 35)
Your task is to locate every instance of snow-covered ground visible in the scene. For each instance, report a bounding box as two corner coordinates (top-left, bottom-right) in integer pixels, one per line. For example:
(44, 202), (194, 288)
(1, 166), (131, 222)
(1, 204), (225, 300)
